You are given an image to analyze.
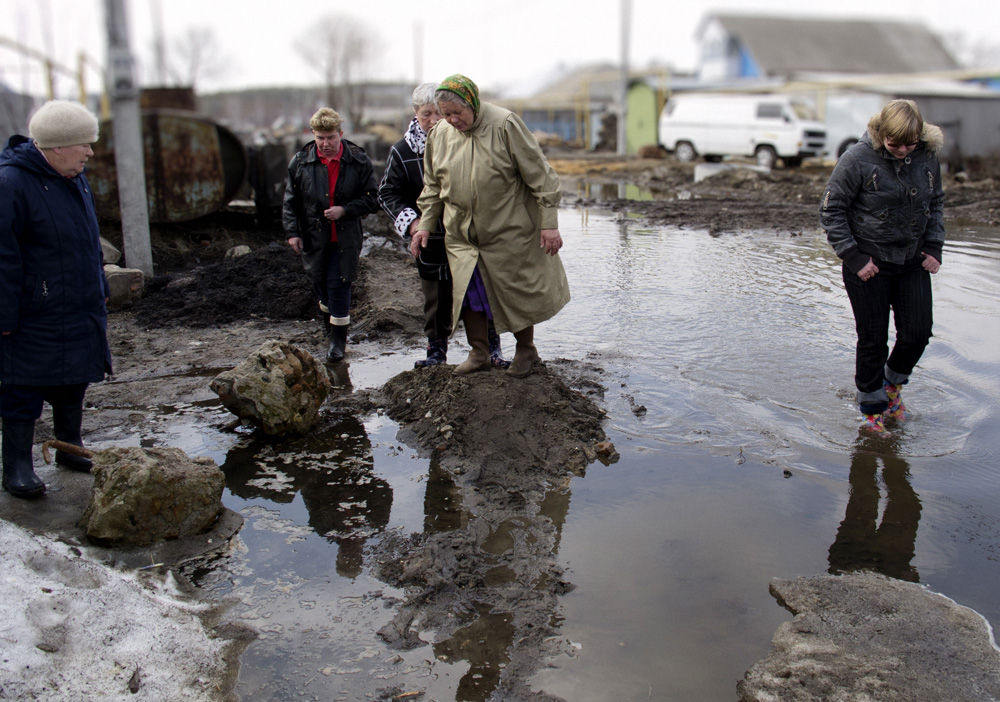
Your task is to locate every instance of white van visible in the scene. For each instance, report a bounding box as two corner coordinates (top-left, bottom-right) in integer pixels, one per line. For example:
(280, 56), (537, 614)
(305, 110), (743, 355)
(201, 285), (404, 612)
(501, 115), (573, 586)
(657, 94), (827, 168)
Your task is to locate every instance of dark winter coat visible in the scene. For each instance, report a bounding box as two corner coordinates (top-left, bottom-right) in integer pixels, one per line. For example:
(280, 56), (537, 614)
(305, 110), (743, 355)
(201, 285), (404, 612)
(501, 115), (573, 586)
(821, 121), (945, 274)
(281, 138), (378, 288)
(377, 128), (449, 281)
(0, 135), (111, 386)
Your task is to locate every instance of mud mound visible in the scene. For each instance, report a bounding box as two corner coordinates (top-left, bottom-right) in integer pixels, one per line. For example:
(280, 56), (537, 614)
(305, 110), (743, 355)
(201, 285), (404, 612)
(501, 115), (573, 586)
(128, 234), (426, 336)
(364, 361), (611, 702)
(378, 362), (609, 481)
(131, 243), (315, 328)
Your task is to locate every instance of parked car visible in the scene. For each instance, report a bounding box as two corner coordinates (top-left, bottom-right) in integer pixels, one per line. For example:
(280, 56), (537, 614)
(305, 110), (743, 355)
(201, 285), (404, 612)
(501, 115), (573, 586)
(657, 93), (827, 168)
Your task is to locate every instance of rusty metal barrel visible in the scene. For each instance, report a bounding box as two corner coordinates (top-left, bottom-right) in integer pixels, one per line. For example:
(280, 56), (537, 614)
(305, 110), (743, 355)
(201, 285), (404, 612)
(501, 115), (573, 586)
(87, 109), (248, 223)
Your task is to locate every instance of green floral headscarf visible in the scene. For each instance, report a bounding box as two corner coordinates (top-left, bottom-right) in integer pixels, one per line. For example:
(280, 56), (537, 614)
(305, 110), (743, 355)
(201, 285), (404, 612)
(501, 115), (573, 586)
(437, 74), (480, 117)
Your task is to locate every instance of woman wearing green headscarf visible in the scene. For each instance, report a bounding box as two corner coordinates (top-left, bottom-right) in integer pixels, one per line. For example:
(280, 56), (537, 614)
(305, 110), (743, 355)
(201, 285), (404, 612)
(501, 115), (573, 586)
(414, 74), (570, 378)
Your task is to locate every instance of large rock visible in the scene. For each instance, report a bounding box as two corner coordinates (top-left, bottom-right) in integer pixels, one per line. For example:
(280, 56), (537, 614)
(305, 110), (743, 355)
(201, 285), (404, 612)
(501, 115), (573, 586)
(209, 339), (331, 436)
(739, 572), (1000, 701)
(80, 447), (225, 546)
(103, 264), (145, 309)
(99, 236), (122, 265)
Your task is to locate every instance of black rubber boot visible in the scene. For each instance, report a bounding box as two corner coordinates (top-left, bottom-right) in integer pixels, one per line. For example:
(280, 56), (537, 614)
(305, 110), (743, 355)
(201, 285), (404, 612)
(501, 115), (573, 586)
(327, 324), (349, 363)
(2, 419), (45, 498)
(52, 403), (93, 472)
(415, 338), (448, 368)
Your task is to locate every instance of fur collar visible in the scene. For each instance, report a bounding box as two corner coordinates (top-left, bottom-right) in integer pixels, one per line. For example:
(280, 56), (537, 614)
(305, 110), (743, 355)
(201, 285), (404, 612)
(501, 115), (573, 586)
(866, 119), (944, 154)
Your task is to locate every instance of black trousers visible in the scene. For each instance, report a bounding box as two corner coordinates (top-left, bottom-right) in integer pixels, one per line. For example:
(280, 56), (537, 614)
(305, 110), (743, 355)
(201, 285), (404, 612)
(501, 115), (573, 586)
(0, 383), (89, 421)
(843, 256), (933, 408)
(420, 277), (453, 340)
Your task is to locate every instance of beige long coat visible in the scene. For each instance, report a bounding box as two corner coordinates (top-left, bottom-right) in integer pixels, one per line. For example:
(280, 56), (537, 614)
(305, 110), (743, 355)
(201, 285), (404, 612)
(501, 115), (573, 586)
(417, 102), (570, 335)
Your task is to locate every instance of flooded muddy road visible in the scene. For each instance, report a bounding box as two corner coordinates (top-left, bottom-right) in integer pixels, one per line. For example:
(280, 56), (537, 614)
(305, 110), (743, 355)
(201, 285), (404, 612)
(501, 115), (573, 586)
(4, 157), (1000, 701)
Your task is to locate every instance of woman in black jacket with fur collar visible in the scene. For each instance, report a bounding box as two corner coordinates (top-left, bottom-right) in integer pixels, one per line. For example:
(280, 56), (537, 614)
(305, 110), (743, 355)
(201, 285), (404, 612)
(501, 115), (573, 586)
(821, 99), (945, 434)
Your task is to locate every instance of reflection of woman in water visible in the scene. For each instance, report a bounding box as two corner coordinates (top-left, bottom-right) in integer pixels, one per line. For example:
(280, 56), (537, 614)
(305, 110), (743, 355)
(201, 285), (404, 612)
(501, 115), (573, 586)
(221, 415), (391, 578)
(828, 448), (922, 582)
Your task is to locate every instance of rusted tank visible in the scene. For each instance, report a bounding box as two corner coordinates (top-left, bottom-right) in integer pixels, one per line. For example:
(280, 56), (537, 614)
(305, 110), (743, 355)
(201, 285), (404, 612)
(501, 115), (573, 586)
(88, 109), (247, 223)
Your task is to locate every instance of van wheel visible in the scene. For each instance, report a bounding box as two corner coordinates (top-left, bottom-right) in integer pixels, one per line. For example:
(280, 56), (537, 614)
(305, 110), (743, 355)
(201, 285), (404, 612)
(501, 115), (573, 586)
(837, 139), (857, 159)
(674, 142), (696, 162)
(755, 146), (777, 168)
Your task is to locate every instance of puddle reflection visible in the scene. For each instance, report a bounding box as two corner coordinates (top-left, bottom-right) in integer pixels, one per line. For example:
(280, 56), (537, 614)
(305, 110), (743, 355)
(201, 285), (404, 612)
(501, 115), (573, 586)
(423, 456), (465, 533)
(376, 468), (577, 701)
(221, 415), (391, 578)
(152, 211), (999, 701)
(828, 436), (922, 582)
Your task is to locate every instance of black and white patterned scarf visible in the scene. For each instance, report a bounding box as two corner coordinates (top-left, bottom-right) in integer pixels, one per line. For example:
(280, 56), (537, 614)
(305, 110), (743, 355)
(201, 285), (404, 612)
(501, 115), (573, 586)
(403, 117), (427, 155)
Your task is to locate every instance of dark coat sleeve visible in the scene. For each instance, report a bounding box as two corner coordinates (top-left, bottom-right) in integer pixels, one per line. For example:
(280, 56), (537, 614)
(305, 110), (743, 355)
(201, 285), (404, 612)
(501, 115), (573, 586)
(281, 152), (304, 240)
(339, 146), (378, 221)
(820, 151), (870, 274)
(377, 142), (419, 237)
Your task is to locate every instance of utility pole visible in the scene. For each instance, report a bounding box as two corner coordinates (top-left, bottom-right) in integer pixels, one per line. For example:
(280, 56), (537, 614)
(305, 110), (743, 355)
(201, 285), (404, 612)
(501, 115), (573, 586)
(104, 0), (153, 278)
(617, 0), (631, 156)
(414, 20), (424, 84)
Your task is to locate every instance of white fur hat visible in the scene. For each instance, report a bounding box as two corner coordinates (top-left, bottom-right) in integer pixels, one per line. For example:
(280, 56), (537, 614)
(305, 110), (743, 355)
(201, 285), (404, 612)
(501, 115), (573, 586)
(29, 100), (100, 148)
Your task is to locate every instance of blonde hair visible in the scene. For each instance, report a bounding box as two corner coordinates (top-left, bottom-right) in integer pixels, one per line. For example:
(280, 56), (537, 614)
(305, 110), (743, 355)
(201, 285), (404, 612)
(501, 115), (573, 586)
(872, 99), (923, 144)
(310, 107), (343, 133)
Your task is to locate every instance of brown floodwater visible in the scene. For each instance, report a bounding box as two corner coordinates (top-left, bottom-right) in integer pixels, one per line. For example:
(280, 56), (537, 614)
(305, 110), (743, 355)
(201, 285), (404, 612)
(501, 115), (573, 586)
(167, 209), (1000, 701)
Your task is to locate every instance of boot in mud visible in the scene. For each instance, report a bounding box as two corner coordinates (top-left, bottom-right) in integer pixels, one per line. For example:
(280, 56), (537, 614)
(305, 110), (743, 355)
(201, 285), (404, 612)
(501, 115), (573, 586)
(507, 325), (539, 378)
(453, 311), (490, 376)
(327, 324), (349, 364)
(415, 338), (448, 368)
(2, 419), (45, 498)
(52, 403), (93, 472)
(488, 322), (510, 369)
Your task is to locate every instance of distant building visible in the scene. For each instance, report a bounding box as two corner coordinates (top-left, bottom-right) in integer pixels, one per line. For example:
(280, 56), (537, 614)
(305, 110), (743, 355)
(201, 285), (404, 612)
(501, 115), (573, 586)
(696, 14), (960, 83)
(692, 12), (1000, 162)
(499, 63), (699, 152)
(0, 83), (37, 143)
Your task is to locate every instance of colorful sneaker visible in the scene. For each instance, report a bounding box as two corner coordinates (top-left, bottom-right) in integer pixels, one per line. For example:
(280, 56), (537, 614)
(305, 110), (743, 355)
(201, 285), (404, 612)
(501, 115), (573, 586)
(884, 382), (908, 420)
(861, 412), (888, 434)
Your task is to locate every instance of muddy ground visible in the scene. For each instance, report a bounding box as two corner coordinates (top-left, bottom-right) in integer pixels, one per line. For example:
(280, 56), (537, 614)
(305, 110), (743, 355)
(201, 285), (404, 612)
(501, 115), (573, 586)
(6, 153), (1000, 700)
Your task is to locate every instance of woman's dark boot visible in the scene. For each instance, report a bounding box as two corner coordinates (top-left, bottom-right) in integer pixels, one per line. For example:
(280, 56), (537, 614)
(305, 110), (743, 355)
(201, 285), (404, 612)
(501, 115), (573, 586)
(487, 323), (510, 368)
(415, 339), (448, 368)
(52, 403), (93, 472)
(327, 324), (349, 363)
(508, 325), (539, 378)
(2, 419), (45, 498)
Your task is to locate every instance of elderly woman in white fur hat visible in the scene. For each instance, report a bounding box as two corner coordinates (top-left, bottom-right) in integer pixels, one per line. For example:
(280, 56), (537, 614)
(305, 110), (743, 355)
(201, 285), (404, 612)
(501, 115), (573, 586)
(0, 100), (112, 498)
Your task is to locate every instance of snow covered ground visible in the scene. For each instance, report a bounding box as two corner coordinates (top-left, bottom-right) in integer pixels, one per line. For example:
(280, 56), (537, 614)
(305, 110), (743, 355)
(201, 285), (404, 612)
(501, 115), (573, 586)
(0, 519), (239, 700)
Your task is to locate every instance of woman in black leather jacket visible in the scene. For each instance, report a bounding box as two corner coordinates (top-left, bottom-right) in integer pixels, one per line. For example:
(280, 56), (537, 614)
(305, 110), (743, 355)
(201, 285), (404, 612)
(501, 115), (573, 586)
(283, 107), (377, 363)
(821, 99), (945, 433)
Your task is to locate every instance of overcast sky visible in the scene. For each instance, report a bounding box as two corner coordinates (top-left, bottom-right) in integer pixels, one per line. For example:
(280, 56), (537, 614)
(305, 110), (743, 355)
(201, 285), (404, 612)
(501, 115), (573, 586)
(1, 0), (998, 98)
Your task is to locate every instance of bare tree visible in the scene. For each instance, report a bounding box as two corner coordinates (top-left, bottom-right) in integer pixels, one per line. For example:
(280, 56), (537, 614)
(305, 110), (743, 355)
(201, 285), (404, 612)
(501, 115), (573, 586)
(296, 14), (382, 130)
(169, 26), (230, 89)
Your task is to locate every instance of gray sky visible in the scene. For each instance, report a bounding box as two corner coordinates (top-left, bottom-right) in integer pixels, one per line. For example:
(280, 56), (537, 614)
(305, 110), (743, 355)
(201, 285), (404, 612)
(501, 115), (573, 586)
(1, 0), (997, 97)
